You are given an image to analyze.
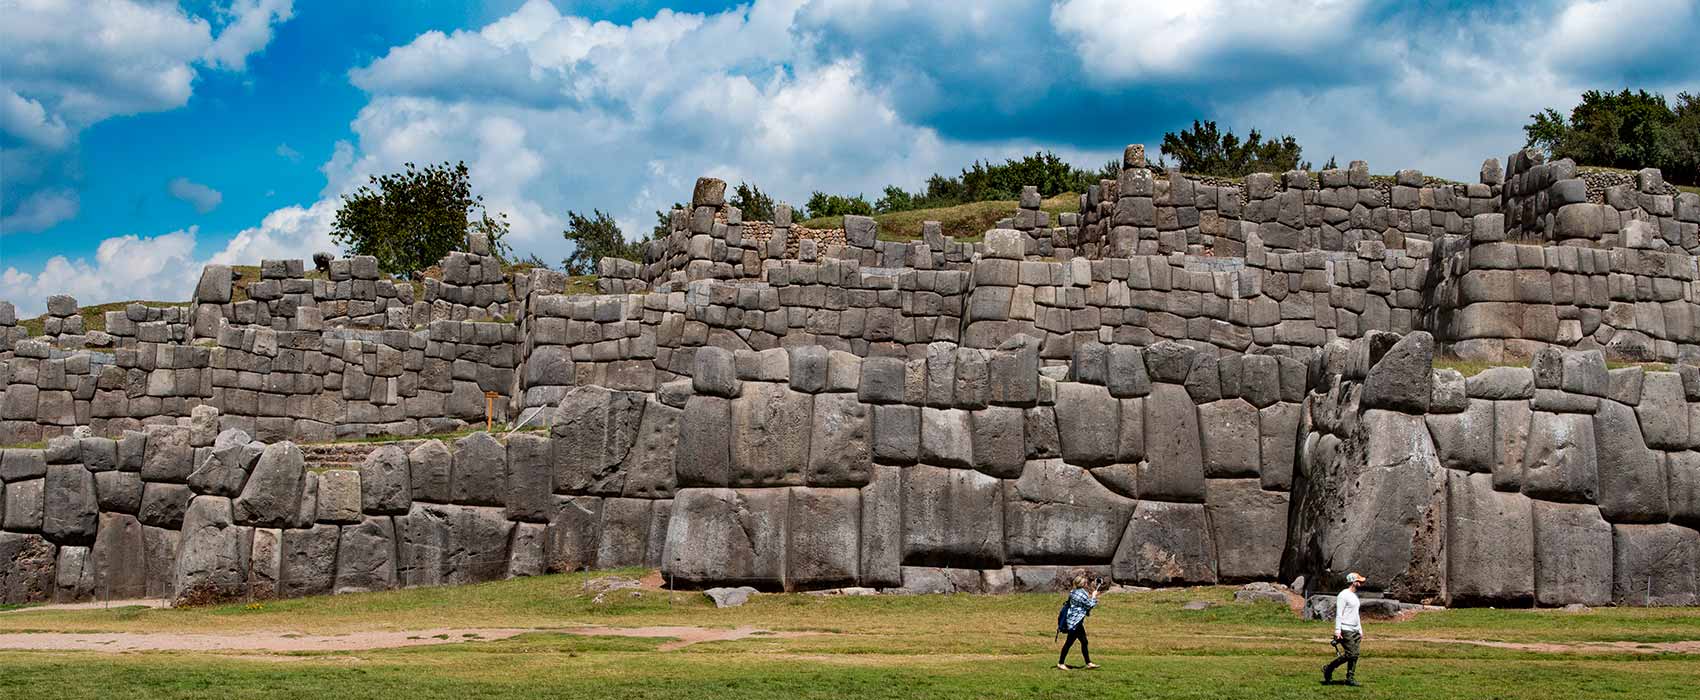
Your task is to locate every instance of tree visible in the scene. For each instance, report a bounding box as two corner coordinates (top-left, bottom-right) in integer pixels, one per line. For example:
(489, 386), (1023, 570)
(730, 182), (775, 222)
(803, 191), (873, 219)
(561, 209), (640, 276)
(1524, 89), (1699, 185)
(467, 210), (512, 261)
(1159, 120), (1310, 177)
(331, 161), (490, 275)
(651, 203), (684, 239)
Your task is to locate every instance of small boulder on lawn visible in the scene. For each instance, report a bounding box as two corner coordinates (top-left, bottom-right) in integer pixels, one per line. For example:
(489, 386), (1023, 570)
(705, 586), (759, 608)
(1234, 581), (1304, 612)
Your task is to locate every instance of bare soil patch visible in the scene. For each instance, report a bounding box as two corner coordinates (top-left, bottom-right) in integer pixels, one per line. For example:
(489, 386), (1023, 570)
(0, 624), (821, 654)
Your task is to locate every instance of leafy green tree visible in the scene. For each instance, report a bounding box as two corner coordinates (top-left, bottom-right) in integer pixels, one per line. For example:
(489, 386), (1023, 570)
(1159, 121), (1309, 177)
(467, 210), (512, 261)
(561, 209), (640, 275)
(331, 161), (494, 275)
(651, 203), (684, 239)
(804, 191), (874, 219)
(1524, 89), (1699, 185)
(730, 182), (775, 221)
(875, 185), (917, 213)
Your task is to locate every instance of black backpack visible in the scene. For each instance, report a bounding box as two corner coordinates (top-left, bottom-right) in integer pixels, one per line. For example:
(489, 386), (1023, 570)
(1055, 594), (1071, 639)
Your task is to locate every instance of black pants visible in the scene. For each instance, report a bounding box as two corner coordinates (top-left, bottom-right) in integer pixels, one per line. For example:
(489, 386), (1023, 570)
(1059, 624), (1089, 665)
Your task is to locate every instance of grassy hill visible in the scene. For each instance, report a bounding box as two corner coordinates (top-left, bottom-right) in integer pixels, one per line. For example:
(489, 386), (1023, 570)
(798, 193), (1079, 242)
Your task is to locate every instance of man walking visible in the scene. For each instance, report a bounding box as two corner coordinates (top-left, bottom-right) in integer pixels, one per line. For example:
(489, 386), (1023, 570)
(1322, 572), (1365, 686)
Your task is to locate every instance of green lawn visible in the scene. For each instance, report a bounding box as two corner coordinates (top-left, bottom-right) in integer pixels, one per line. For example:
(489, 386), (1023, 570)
(2, 571), (1695, 699)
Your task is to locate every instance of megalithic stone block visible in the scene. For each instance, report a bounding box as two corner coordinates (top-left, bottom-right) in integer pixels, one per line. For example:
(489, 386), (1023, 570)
(1532, 501), (1611, 606)
(900, 464), (1004, 568)
(1112, 500), (1216, 586)
(1445, 472), (1534, 606)
(1206, 478), (1289, 582)
(1140, 383), (1205, 501)
(1004, 460), (1134, 563)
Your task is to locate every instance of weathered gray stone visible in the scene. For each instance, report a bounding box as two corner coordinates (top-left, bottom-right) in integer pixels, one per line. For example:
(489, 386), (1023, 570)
(787, 487), (860, 589)
(1199, 398), (1259, 477)
(1611, 524), (1698, 606)
(141, 425), (193, 482)
(43, 464), (97, 543)
(1004, 460), (1134, 563)
(1446, 472), (1534, 605)
(1594, 399), (1667, 522)
(234, 442), (304, 527)
(334, 516), (397, 594)
(808, 392), (872, 486)
(280, 523), (339, 598)
(173, 496), (251, 603)
(408, 440), (452, 502)
(663, 488), (788, 588)
(195, 264), (233, 303)
(141, 526), (179, 598)
(622, 398), (680, 498)
(860, 465), (903, 588)
(1467, 367), (1534, 400)
(0, 532), (56, 604)
(1258, 403), (1300, 490)
(1521, 412), (1598, 504)
(731, 383), (812, 485)
(508, 522), (547, 578)
(1113, 501), (1217, 585)
(1426, 399), (1495, 473)
(1140, 384), (1205, 501)
(553, 387), (643, 494)
(138, 482), (191, 529)
(901, 464), (1003, 568)
(1, 448), (46, 482)
(91, 512), (147, 599)
(1669, 451), (1700, 527)
(677, 395), (732, 486)
(503, 433), (552, 522)
(1107, 345), (1151, 398)
(705, 586), (758, 608)
(452, 432), (506, 506)
(316, 469), (362, 524)
(187, 429), (261, 497)
(1206, 479), (1289, 581)
(1532, 501), (1612, 606)
(1055, 383), (1118, 467)
(545, 495), (600, 572)
(1638, 373), (1690, 449)
(352, 445), (411, 515)
(1361, 331), (1433, 413)
(596, 497), (653, 569)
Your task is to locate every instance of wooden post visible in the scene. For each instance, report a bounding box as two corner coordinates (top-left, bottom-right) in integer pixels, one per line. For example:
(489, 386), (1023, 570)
(484, 391), (499, 431)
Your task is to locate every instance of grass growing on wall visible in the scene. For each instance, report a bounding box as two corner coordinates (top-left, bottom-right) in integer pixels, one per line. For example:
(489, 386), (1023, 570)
(2, 571), (1697, 699)
(1431, 356), (1670, 377)
(19, 300), (188, 337)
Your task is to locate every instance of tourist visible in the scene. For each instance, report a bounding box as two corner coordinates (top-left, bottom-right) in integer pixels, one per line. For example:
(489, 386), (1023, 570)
(1322, 572), (1365, 686)
(1056, 574), (1100, 670)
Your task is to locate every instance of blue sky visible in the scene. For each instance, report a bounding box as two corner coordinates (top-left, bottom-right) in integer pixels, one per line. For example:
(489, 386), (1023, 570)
(2, 0), (1697, 315)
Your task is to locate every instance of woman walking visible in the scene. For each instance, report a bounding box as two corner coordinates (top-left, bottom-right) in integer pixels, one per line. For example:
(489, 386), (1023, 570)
(1057, 574), (1100, 670)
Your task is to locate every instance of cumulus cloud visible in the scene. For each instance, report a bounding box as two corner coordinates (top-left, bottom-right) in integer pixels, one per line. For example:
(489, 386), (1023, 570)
(0, 0), (294, 231)
(0, 188), (79, 233)
(168, 177), (224, 214)
(1052, 0), (1367, 84)
(275, 142), (301, 161)
(0, 227), (200, 315)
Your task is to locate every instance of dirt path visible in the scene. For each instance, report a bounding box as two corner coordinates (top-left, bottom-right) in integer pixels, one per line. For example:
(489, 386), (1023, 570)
(0, 599), (169, 614)
(0, 625), (818, 654)
(1384, 636), (1700, 654)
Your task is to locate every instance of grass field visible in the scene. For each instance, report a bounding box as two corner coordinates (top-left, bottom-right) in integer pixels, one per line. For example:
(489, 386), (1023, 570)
(1, 570), (1696, 699)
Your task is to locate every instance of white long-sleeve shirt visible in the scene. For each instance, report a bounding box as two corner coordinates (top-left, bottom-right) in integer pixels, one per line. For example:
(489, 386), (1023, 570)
(1335, 588), (1361, 633)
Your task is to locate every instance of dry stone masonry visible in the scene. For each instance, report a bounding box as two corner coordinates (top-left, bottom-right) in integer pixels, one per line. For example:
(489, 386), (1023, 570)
(3, 145), (1698, 607)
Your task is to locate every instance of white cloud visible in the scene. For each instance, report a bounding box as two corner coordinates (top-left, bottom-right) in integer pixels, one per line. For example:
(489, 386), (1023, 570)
(204, 0), (296, 71)
(206, 198), (339, 266)
(168, 177), (224, 214)
(0, 188), (78, 233)
(0, 227), (200, 315)
(275, 142), (301, 161)
(0, 0), (295, 230)
(1052, 0), (1365, 83)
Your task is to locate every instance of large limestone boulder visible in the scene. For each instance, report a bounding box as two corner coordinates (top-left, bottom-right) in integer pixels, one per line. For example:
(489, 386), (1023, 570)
(280, 523), (339, 598)
(1112, 500), (1217, 586)
(187, 429), (262, 497)
(1521, 412), (1598, 504)
(502, 434), (552, 522)
(1593, 400), (1667, 522)
(623, 399), (681, 497)
(451, 432), (506, 506)
(1003, 460), (1134, 563)
(91, 512), (147, 600)
(1199, 399), (1259, 478)
(545, 496), (601, 573)
(234, 442), (304, 527)
(173, 496), (253, 604)
(787, 488), (860, 589)
(334, 516), (397, 594)
(1205, 479), (1289, 581)
(731, 384), (812, 486)
(42, 464), (97, 543)
(1532, 501), (1612, 606)
(595, 497), (653, 569)
(360, 445), (412, 515)
(859, 465), (903, 588)
(1139, 383), (1205, 501)
(0, 532), (57, 604)
(1425, 399), (1494, 473)
(901, 464), (1004, 568)
(677, 396), (732, 487)
(1445, 472), (1534, 606)
(408, 440), (452, 503)
(808, 393), (872, 486)
(141, 425), (193, 483)
(662, 488), (788, 588)
(1611, 523), (1699, 606)
(1055, 383), (1118, 467)
(1360, 332), (1433, 413)
(553, 387), (643, 494)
